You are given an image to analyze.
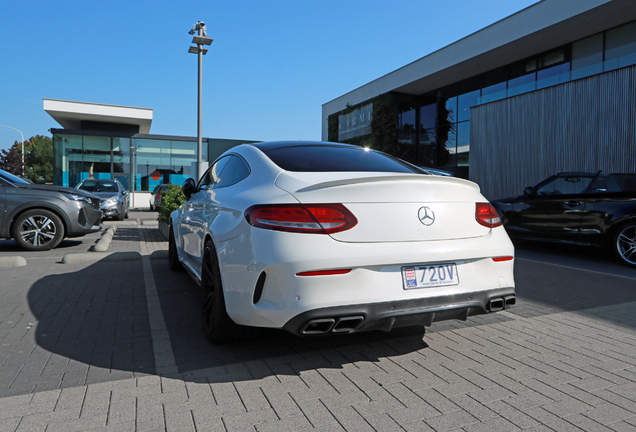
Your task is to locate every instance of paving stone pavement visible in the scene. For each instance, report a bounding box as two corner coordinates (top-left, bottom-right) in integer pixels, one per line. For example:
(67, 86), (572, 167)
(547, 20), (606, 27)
(1, 210), (636, 431)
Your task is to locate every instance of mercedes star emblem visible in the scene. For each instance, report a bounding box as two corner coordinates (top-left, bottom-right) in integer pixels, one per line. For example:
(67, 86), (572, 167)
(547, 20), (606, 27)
(418, 206), (435, 226)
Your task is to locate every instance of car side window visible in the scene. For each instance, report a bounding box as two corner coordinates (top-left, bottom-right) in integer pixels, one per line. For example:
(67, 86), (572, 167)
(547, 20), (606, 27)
(213, 155), (250, 188)
(536, 176), (592, 195)
(587, 175), (622, 193)
(199, 156), (231, 189)
(608, 174), (636, 192)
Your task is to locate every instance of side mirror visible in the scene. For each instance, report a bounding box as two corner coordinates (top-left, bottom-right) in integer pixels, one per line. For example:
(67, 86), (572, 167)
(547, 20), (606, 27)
(523, 186), (534, 196)
(181, 178), (197, 200)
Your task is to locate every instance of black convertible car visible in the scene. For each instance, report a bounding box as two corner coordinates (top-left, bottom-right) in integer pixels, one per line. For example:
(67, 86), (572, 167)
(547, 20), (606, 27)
(492, 171), (636, 267)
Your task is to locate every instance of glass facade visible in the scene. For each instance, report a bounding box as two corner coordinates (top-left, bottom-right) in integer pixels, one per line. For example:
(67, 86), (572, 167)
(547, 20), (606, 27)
(52, 132), (213, 191)
(389, 19), (636, 175)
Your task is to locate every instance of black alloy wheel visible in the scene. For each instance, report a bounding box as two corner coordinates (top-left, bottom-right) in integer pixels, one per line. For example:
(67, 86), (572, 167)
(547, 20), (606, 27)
(12, 209), (65, 251)
(614, 222), (636, 268)
(168, 226), (184, 272)
(200, 240), (250, 343)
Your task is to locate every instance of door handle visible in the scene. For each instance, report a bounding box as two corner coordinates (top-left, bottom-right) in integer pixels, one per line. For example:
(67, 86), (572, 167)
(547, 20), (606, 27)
(565, 201), (581, 207)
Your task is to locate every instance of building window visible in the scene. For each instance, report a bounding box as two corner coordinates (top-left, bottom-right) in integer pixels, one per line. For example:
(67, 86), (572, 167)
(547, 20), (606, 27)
(605, 21), (636, 71)
(508, 60), (536, 96)
(571, 34), (604, 80)
(398, 108), (417, 162)
(456, 121), (470, 167)
(418, 103), (437, 166)
(537, 48), (570, 89)
(112, 137), (130, 190)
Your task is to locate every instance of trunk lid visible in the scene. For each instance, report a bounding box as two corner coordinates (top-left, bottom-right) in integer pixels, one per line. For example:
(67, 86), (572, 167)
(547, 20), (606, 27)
(275, 171), (490, 242)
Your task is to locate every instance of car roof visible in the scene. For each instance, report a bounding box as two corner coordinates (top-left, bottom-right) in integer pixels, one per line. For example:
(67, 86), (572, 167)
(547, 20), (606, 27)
(249, 140), (361, 151)
(81, 179), (115, 184)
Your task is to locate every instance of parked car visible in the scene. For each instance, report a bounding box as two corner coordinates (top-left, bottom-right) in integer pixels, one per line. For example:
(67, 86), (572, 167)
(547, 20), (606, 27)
(492, 171), (636, 267)
(76, 179), (129, 221)
(0, 168), (102, 251)
(169, 141), (515, 343)
(150, 184), (171, 211)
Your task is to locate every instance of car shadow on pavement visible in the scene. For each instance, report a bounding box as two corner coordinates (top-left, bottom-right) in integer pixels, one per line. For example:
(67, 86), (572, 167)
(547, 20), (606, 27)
(26, 256), (153, 391)
(28, 235), (635, 391)
(26, 253), (438, 390)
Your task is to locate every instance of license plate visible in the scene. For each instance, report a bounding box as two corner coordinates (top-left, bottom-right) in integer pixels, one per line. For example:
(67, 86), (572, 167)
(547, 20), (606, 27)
(402, 263), (459, 289)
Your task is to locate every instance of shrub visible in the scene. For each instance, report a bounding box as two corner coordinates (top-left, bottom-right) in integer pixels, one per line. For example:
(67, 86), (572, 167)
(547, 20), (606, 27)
(157, 184), (186, 223)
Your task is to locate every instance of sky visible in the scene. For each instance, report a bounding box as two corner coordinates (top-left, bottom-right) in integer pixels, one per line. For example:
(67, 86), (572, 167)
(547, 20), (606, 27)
(0, 0), (540, 152)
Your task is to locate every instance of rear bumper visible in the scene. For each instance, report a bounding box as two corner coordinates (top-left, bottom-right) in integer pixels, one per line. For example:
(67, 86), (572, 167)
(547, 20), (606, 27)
(283, 287), (516, 335)
(218, 225), (515, 330)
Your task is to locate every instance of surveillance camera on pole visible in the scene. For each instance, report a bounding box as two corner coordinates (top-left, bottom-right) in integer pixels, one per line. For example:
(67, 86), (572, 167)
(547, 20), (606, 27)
(188, 21), (213, 181)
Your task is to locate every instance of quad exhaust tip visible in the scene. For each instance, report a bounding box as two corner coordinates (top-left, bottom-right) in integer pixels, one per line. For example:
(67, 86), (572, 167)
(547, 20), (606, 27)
(300, 316), (365, 335)
(488, 295), (516, 312)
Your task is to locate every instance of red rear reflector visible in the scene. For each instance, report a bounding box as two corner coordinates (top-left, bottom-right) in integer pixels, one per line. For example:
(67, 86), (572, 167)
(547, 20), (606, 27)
(492, 256), (513, 262)
(296, 269), (352, 277)
(245, 204), (357, 234)
(475, 202), (502, 228)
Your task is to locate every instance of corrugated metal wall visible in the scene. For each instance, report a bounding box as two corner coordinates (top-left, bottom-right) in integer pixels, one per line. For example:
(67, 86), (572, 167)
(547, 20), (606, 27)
(470, 65), (636, 201)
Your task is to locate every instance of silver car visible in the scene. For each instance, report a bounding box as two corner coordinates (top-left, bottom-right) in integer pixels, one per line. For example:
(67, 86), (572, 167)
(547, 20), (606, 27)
(76, 179), (130, 221)
(0, 169), (103, 251)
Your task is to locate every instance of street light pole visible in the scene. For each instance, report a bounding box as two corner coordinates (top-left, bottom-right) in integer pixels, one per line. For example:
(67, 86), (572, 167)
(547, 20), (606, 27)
(0, 124), (25, 176)
(188, 21), (213, 181)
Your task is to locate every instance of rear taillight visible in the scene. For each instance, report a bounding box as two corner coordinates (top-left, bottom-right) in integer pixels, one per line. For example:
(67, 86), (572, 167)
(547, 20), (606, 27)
(475, 202), (502, 228)
(245, 204), (358, 234)
(492, 256), (513, 262)
(157, 194), (162, 201)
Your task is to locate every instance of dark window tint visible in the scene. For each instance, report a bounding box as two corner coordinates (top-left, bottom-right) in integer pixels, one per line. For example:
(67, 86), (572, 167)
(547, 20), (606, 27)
(79, 181), (118, 192)
(536, 176), (593, 195)
(608, 174), (636, 192)
(262, 146), (420, 173)
(199, 156), (231, 188)
(214, 155), (250, 188)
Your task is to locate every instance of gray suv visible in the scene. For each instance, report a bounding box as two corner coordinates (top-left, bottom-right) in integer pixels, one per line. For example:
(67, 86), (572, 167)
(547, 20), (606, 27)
(0, 169), (103, 251)
(76, 179), (129, 220)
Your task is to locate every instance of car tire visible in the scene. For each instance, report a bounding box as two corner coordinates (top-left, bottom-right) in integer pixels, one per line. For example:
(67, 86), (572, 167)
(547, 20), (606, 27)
(168, 227), (184, 272)
(117, 210), (125, 221)
(201, 239), (253, 343)
(149, 203), (154, 211)
(12, 209), (65, 251)
(614, 222), (636, 268)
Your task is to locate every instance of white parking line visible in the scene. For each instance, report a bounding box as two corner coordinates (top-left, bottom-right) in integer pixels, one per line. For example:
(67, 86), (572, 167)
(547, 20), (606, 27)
(516, 257), (636, 280)
(139, 228), (178, 375)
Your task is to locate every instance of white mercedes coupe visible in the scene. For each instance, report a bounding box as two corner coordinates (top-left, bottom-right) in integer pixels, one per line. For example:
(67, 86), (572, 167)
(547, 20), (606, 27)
(169, 141), (515, 343)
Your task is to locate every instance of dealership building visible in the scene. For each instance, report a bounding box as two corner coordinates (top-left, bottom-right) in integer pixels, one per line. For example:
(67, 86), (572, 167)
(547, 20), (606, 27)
(322, 0), (636, 200)
(44, 99), (255, 195)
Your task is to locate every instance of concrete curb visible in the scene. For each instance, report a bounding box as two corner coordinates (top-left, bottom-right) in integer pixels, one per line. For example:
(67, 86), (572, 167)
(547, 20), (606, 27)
(105, 220), (138, 226)
(62, 251), (142, 264)
(0, 256), (27, 267)
(92, 225), (117, 252)
(150, 250), (168, 260)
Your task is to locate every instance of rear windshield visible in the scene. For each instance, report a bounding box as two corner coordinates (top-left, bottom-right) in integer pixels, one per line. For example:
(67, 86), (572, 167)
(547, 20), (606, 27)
(261, 145), (421, 173)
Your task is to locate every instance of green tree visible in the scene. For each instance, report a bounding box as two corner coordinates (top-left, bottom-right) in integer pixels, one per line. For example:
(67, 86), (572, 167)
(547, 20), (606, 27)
(0, 142), (23, 175)
(24, 135), (53, 184)
(0, 135), (53, 183)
